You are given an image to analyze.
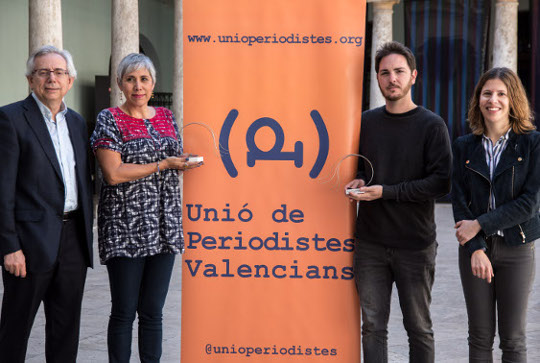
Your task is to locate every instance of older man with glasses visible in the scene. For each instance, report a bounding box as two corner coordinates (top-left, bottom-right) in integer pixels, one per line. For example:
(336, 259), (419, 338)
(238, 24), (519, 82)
(0, 45), (93, 363)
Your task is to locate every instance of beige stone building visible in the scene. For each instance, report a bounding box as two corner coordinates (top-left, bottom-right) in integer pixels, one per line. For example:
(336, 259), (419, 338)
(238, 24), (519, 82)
(1, 0), (536, 140)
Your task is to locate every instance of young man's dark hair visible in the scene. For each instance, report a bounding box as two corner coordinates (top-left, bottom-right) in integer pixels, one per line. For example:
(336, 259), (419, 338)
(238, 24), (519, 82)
(374, 40), (417, 73)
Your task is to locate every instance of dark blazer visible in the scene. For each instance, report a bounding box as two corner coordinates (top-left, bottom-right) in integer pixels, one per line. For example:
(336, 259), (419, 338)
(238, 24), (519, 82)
(451, 130), (540, 254)
(0, 95), (93, 272)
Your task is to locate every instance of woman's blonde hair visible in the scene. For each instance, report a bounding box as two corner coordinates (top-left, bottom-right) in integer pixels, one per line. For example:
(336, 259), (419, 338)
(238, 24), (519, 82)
(468, 67), (535, 135)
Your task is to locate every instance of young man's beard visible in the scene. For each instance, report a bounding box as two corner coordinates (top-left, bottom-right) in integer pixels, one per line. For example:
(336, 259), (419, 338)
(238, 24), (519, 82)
(380, 80), (414, 101)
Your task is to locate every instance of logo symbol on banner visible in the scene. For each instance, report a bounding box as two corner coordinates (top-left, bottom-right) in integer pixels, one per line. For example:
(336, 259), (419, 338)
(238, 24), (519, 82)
(219, 109), (329, 178)
(246, 117), (303, 168)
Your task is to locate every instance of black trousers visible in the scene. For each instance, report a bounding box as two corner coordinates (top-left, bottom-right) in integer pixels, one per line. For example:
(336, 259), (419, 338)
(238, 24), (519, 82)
(459, 236), (536, 363)
(354, 240), (437, 363)
(0, 217), (88, 363)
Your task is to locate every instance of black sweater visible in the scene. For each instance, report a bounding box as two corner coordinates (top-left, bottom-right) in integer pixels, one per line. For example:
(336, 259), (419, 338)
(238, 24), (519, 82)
(355, 106), (452, 249)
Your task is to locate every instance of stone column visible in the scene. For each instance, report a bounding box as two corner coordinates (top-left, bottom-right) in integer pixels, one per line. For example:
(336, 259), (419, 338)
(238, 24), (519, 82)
(367, 0), (400, 109)
(492, 0), (518, 71)
(111, 0), (139, 107)
(172, 2), (183, 357)
(29, 0), (63, 53)
(173, 0), (184, 191)
(173, 0), (183, 129)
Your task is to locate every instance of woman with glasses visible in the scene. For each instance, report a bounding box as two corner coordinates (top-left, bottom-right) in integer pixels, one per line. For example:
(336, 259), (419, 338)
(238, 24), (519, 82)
(91, 53), (202, 362)
(452, 67), (539, 362)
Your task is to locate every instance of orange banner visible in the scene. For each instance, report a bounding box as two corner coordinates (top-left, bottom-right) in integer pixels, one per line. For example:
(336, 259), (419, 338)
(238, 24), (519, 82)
(182, 1), (365, 361)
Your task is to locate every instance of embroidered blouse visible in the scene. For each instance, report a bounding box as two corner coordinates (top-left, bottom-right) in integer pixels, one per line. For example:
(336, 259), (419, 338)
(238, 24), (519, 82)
(91, 107), (183, 263)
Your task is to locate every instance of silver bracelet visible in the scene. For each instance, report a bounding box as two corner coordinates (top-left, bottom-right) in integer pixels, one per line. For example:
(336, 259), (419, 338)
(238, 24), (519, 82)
(156, 160), (160, 175)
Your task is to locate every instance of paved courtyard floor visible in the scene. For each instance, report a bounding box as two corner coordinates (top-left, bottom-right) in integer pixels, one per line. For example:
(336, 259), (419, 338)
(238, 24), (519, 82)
(1, 204), (538, 362)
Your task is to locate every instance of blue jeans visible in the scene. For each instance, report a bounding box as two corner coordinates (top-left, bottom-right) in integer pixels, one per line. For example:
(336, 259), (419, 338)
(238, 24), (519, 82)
(354, 240), (437, 363)
(459, 236), (535, 363)
(106, 253), (176, 363)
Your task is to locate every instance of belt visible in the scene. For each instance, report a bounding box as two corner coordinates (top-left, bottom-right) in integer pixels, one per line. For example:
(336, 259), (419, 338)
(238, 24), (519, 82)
(62, 210), (79, 222)
(485, 235), (504, 243)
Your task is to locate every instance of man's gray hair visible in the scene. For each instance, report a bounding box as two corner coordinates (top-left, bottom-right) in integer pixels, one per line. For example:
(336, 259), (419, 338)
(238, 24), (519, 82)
(116, 53), (157, 84)
(25, 45), (77, 79)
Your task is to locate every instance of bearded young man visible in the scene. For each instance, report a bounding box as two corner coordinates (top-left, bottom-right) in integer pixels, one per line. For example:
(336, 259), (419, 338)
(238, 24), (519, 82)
(345, 41), (452, 363)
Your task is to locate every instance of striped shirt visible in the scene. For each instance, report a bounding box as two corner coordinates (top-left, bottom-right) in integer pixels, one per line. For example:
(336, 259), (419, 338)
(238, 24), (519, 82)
(482, 129), (511, 235)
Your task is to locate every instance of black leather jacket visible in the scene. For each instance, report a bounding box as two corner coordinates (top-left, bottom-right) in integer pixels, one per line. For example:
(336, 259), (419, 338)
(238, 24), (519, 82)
(451, 130), (540, 254)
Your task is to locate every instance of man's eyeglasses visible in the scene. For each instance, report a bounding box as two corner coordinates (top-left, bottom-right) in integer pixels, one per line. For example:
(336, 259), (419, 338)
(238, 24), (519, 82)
(32, 68), (70, 79)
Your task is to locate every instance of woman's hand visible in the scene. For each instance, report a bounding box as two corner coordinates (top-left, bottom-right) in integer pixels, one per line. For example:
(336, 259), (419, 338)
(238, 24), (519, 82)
(96, 148), (160, 185)
(162, 154), (203, 171)
(96, 149), (203, 185)
(454, 219), (482, 245)
(470, 249), (494, 283)
(181, 153), (204, 170)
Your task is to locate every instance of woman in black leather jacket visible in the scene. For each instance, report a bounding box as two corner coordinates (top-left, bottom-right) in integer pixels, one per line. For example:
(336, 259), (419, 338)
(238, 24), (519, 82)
(452, 67), (539, 363)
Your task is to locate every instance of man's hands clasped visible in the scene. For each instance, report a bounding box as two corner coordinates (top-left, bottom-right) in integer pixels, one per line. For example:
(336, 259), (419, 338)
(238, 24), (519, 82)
(344, 179), (383, 202)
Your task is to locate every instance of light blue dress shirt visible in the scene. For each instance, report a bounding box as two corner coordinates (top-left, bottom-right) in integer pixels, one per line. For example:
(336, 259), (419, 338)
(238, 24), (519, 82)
(32, 93), (78, 212)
